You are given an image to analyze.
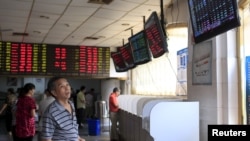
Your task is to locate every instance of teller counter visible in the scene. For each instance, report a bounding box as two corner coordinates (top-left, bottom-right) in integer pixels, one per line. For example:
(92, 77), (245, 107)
(118, 95), (199, 141)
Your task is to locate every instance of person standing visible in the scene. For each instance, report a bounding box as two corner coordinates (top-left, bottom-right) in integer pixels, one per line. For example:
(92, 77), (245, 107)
(76, 86), (86, 128)
(40, 76), (85, 141)
(15, 83), (37, 141)
(0, 88), (17, 137)
(109, 87), (120, 141)
(38, 89), (55, 141)
(85, 89), (94, 118)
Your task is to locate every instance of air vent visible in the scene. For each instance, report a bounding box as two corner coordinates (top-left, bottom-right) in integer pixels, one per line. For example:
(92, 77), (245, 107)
(84, 37), (99, 40)
(88, 0), (113, 4)
(12, 32), (29, 36)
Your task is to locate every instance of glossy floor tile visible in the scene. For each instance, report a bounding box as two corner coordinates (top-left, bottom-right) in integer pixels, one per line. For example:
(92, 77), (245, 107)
(0, 117), (111, 141)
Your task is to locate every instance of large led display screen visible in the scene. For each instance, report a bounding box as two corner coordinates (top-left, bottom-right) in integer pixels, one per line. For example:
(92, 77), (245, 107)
(0, 41), (110, 77)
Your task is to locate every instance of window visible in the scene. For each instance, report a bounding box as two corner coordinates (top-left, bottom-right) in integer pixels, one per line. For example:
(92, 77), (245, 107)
(131, 24), (188, 96)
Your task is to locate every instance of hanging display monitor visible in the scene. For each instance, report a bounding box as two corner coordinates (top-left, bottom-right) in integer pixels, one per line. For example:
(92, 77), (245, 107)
(188, 0), (241, 43)
(129, 30), (151, 65)
(118, 43), (136, 69)
(111, 51), (129, 72)
(145, 11), (168, 58)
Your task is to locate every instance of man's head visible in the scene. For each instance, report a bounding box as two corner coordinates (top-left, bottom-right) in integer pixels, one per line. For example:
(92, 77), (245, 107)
(113, 87), (120, 96)
(80, 86), (86, 93)
(47, 76), (71, 100)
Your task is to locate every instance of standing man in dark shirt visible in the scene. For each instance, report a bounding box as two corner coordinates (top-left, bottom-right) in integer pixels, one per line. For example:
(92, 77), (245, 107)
(109, 87), (120, 141)
(76, 86), (86, 128)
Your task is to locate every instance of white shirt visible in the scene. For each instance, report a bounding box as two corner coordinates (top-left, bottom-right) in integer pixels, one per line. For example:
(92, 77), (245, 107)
(85, 93), (94, 107)
(38, 96), (55, 131)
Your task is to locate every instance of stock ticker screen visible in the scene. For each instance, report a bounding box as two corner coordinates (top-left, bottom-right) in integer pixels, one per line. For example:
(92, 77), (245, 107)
(0, 41), (110, 77)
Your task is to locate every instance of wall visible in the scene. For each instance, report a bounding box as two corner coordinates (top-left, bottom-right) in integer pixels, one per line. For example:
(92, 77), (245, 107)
(0, 76), (102, 97)
(0, 77), (23, 93)
(166, 1), (239, 141)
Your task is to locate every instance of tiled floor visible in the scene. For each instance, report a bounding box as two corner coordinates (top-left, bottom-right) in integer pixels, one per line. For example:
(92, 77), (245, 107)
(0, 117), (111, 141)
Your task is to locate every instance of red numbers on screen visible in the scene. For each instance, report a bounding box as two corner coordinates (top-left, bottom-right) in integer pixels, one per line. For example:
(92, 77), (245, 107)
(54, 47), (67, 70)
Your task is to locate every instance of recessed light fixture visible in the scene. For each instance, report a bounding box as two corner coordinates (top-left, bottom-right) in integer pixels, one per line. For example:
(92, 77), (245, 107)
(88, 0), (113, 5)
(33, 30), (41, 34)
(40, 15), (49, 19)
(64, 24), (70, 27)
(12, 32), (29, 36)
(84, 37), (99, 40)
(121, 23), (130, 26)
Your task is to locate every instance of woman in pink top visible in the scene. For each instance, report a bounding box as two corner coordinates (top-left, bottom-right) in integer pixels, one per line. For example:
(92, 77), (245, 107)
(15, 83), (36, 141)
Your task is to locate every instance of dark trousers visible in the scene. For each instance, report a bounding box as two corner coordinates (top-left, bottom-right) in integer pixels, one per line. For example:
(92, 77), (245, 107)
(5, 113), (12, 133)
(15, 136), (33, 141)
(12, 125), (18, 141)
(77, 108), (85, 126)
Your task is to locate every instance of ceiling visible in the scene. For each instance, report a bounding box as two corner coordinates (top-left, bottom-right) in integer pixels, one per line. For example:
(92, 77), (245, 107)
(0, 0), (171, 48)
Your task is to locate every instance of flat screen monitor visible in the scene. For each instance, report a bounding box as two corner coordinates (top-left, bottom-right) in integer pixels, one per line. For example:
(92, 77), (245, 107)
(111, 51), (128, 72)
(144, 11), (168, 58)
(129, 30), (151, 65)
(188, 0), (241, 43)
(118, 43), (136, 69)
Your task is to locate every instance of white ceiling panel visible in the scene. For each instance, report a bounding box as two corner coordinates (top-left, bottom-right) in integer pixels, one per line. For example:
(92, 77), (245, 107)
(123, 0), (147, 4)
(30, 12), (61, 20)
(80, 17), (115, 29)
(61, 38), (83, 45)
(43, 37), (65, 44)
(76, 26), (103, 35)
(70, 0), (101, 7)
(25, 31), (47, 38)
(93, 9), (127, 20)
(55, 21), (82, 30)
(0, 0), (171, 47)
(26, 24), (52, 32)
(102, 0), (139, 11)
(120, 14), (145, 22)
(35, 0), (70, 5)
(64, 6), (99, 16)
(129, 5), (161, 17)
(0, 16), (27, 24)
(0, 0), (32, 10)
(2, 36), (23, 42)
(0, 23), (26, 32)
(59, 15), (89, 22)
(33, 3), (67, 14)
(22, 36), (45, 43)
(0, 32), (14, 37)
(0, 9), (29, 17)
(28, 18), (57, 26)
(46, 29), (71, 37)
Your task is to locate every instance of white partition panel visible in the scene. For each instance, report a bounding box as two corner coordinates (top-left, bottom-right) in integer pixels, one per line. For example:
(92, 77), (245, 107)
(142, 99), (182, 132)
(137, 97), (157, 116)
(149, 102), (199, 141)
(131, 95), (143, 114)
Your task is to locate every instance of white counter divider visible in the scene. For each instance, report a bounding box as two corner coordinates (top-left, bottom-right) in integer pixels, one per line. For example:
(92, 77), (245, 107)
(141, 99), (183, 131)
(118, 95), (199, 141)
(148, 101), (199, 141)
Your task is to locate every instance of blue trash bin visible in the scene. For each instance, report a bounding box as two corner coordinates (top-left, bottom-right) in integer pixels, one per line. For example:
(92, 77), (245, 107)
(87, 119), (101, 136)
